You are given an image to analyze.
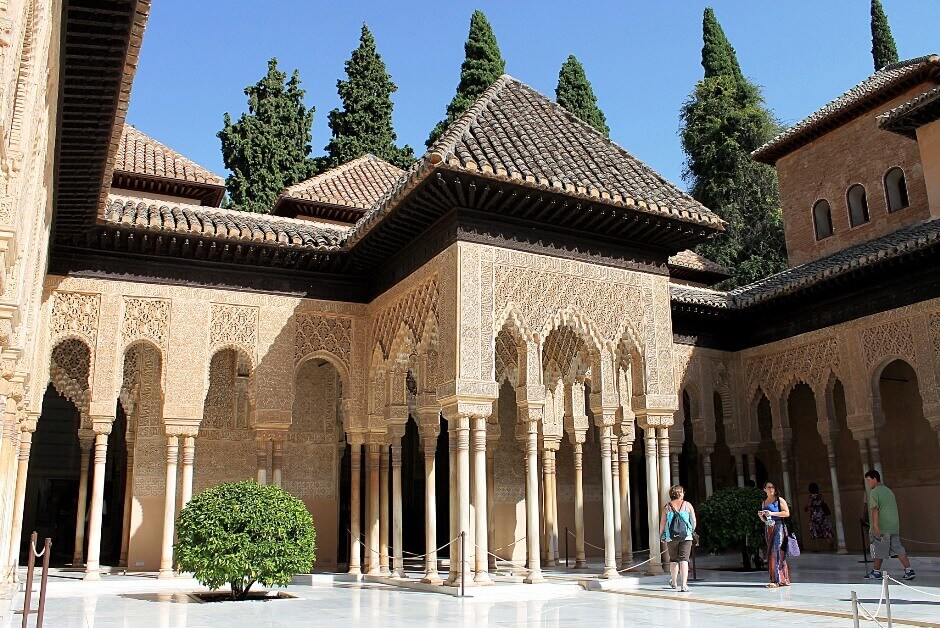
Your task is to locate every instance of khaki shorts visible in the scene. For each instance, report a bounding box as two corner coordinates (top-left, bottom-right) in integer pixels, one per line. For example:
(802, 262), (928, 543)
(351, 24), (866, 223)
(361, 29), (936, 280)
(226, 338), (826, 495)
(666, 539), (692, 563)
(870, 533), (905, 560)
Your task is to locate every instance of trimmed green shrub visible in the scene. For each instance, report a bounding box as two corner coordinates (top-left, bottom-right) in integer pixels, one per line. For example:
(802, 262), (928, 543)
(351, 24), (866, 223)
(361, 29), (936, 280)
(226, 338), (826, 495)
(697, 486), (765, 569)
(175, 481), (316, 600)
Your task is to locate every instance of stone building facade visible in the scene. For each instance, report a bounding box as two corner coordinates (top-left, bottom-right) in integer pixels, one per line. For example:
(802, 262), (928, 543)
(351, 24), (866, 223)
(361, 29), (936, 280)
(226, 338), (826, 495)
(0, 2), (937, 592)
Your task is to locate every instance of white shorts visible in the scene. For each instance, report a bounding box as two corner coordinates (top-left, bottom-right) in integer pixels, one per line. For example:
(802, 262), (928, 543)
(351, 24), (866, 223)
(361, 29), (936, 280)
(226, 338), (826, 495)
(870, 533), (905, 560)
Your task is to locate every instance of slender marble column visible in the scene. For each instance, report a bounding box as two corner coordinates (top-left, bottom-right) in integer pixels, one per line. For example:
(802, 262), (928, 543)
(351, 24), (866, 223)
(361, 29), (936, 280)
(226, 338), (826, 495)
(610, 441), (622, 566)
(8, 428), (34, 574)
(180, 436), (196, 508)
(256, 439), (268, 485)
(421, 436), (441, 583)
(735, 453), (746, 487)
(157, 435), (178, 580)
(644, 430), (664, 575)
(366, 443), (381, 575)
(72, 435), (93, 565)
(471, 417), (491, 584)
(271, 438), (284, 488)
(599, 426), (620, 578)
(348, 444), (362, 576)
(391, 443), (405, 578)
(618, 440), (633, 564)
(524, 421), (544, 583)
(379, 447), (390, 575)
(542, 446), (557, 567)
(747, 453), (758, 486)
(119, 438), (135, 568)
(703, 447), (714, 497)
(448, 429), (458, 584)
(669, 452), (680, 487)
(455, 418), (472, 587)
(859, 438), (872, 504)
(573, 442), (586, 568)
(658, 430), (672, 572)
(825, 442), (848, 553)
(486, 446), (496, 571)
(869, 436), (884, 481)
(85, 431), (110, 581)
(778, 445), (793, 500)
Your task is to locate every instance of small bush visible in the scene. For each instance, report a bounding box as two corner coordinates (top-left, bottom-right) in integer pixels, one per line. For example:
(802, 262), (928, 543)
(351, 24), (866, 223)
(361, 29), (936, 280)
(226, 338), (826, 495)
(697, 487), (765, 569)
(175, 481), (316, 600)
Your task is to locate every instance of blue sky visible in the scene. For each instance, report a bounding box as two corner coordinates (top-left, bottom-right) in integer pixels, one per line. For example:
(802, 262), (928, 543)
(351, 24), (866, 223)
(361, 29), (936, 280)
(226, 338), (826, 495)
(127, 1), (939, 189)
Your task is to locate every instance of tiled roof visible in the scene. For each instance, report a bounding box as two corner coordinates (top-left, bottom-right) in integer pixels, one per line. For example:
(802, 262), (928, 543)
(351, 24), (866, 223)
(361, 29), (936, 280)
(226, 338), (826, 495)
(279, 155), (404, 210)
(103, 195), (343, 249)
(668, 250), (728, 276)
(878, 85), (940, 138)
(753, 55), (940, 164)
(349, 75), (723, 245)
(115, 124), (225, 186)
(671, 218), (940, 308)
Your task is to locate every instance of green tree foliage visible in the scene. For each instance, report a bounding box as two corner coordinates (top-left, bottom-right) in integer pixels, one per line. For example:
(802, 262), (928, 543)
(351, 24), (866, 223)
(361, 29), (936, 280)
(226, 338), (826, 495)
(175, 481), (316, 600)
(218, 59), (315, 214)
(555, 55), (609, 136)
(426, 10), (505, 147)
(325, 25), (414, 170)
(871, 0), (899, 70)
(697, 487), (766, 569)
(680, 8), (787, 288)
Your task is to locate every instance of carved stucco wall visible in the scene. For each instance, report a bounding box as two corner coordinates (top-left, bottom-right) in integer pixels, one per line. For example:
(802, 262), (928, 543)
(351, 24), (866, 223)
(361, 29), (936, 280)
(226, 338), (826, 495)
(286, 359), (342, 500)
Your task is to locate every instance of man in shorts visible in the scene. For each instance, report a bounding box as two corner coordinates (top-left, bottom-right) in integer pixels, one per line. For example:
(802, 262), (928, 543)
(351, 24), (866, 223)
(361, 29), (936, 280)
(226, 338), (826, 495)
(864, 470), (915, 580)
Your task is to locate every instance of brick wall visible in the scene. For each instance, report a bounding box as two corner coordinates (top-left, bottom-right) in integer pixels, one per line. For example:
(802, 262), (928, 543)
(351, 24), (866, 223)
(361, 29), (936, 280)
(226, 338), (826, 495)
(776, 81), (938, 267)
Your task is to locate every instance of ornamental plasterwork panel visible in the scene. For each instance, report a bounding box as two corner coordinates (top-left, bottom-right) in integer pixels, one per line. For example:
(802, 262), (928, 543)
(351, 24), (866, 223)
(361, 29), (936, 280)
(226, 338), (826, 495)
(295, 313), (352, 369)
(372, 273), (439, 359)
(50, 291), (99, 346)
(121, 296), (170, 350)
(743, 337), (841, 397)
(209, 303), (258, 359)
(860, 319), (915, 370)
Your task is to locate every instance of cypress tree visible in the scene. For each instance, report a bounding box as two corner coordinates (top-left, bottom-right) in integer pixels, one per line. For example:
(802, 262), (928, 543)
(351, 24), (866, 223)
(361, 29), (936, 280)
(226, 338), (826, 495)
(871, 0), (899, 70)
(218, 59), (316, 214)
(555, 55), (609, 136)
(680, 8), (787, 287)
(325, 25), (414, 170)
(426, 10), (505, 147)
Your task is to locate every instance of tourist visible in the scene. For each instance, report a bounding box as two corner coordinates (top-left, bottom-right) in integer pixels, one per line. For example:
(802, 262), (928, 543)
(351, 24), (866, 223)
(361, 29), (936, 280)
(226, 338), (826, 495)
(864, 470), (915, 580)
(759, 481), (791, 587)
(804, 482), (834, 552)
(659, 484), (696, 592)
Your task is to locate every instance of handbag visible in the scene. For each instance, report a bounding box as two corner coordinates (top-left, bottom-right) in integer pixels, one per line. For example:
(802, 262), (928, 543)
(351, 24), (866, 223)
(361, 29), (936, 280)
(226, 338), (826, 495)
(787, 532), (801, 557)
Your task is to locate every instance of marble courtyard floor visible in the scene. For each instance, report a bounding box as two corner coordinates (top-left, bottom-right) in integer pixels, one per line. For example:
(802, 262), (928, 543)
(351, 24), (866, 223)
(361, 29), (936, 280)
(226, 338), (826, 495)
(2, 553), (938, 626)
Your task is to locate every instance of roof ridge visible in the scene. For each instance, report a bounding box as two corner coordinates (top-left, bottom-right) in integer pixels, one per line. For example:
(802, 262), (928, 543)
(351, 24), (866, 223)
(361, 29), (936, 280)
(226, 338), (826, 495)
(428, 74), (514, 164)
(118, 123), (225, 185)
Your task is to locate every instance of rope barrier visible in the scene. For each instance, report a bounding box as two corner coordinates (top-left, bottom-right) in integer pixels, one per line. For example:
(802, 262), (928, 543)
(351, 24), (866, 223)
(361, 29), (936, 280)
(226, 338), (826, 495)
(899, 536), (940, 547)
(886, 574), (940, 600)
(617, 546), (669, 573)
(30, 540), (46, 559)
(854, 576), (886, 626)
(346, 529), (459, 562)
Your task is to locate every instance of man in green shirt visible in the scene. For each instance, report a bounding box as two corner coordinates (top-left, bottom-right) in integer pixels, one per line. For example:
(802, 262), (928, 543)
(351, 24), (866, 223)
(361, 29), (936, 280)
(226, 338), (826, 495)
(865, 470), (914, 580)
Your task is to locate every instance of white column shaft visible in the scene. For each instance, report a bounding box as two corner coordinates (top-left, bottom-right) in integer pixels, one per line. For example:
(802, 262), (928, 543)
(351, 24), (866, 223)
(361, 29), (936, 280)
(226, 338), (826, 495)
(644, 431), (664, 574)
(471, 417), (491, 583)
(379, 448), (390, 574)
(524, 423), (543, 582)
(8, 431), (32, 574)
(180, 437), (195, 509)
(348, 445), (362, 575)
(827, 443), (848, 553)
(72, 444), (91, 565)
(619, 443), (633, 564)
(573, 443), (585, 567)
(391, 444), (404, 577)
(119, 447), (135, 568)
(84, 433), (109, 581)
(599, 427), (620, 578)
(366, 444), (380, 575)
(422, 441), (440, 583)
(610, 442), (622, 566)
(157, 435), (178, 579)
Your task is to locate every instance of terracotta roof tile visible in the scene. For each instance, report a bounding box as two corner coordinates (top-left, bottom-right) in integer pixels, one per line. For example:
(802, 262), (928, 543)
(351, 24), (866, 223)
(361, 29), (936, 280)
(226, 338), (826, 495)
(668, 250), (728, 276)
(349, 75), (723, 246)
(753, 55), (940, 163)
(878, 85), (940, 137)
(280, 155), (404, 210)
(671, 218), (940, 308)
(115, 124), (225, 186)
(103, 195), (342, 250)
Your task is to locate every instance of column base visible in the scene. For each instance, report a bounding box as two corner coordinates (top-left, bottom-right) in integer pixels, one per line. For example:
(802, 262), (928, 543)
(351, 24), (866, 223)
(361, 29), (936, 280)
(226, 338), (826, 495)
(644, 564), (665, 576)
(392, 568), (408, 579)
(837, 548), (848, 555)
(523, 569), (544, 584)
(157, 568), (175, 580)
(545, 558), (556, 567)
(421, 573), (443, 585)
(450, 575), (476, 588)
(575, 559), (586, 569)
(379, 566), (391, 576)
(347, 566), (362, 577)
(600, 567), (622, 579)
(83, 569), (101, 582)
(118, 560), (127, 569)
(473, 571), (494, 585)
(621, 553), (634, 566)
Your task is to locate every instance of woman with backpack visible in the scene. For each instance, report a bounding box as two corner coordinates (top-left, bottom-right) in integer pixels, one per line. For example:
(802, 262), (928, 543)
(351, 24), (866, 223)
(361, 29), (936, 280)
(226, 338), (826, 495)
(659, 485), (697, 592)
(759, 481), (791, 587)
(804, 482), (834, 552)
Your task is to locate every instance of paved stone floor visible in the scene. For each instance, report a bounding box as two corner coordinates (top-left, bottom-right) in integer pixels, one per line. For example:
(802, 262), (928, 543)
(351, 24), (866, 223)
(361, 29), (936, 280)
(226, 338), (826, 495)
(1, 553), (937, 626)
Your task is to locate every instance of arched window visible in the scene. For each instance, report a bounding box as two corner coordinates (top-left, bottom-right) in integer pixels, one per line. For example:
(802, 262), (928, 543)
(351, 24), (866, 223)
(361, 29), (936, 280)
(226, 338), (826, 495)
(884, 167), (909, 212)
(812, 199), (834, 240)
(847, 184), (870, 227)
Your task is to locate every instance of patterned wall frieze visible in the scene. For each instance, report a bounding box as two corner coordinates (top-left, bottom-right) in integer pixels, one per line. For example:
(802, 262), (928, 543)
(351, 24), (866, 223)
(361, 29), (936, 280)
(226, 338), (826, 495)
(372, 273), (439, 359)
(295, 313), (352, 369)
(209, 303), (258, 358)
(50, 291), (99, 346)
(860, 318), (915, 370)
(121, 296), (170, 350)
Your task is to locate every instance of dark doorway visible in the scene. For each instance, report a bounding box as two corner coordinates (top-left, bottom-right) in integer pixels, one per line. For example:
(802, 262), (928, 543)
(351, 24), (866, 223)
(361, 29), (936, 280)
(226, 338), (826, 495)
(337, 442), (355, 568)
(401, 416), (423, 555)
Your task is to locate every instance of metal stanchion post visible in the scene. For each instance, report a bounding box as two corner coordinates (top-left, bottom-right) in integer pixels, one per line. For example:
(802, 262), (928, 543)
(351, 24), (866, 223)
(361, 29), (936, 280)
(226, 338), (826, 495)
(851, 591), (860, 628)
(21, 531), (37, 628)
(884, 573), (892, 627)
(37, 537), (51, 628)
(565, 527), (569, 568)
(460, 532), (466, 598)
(860, 520), (870, 568)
